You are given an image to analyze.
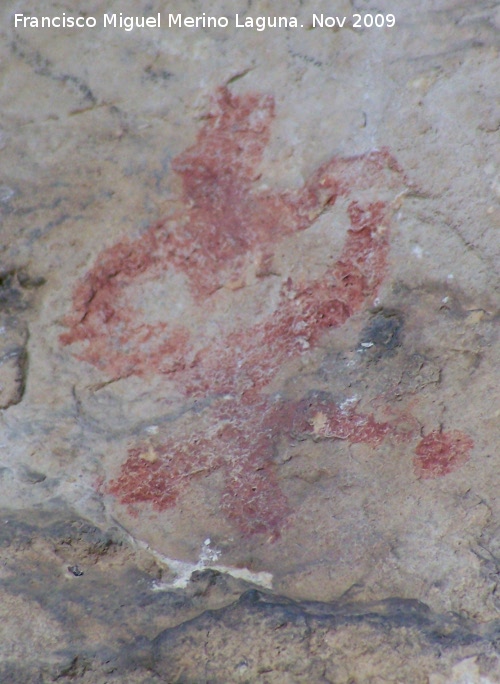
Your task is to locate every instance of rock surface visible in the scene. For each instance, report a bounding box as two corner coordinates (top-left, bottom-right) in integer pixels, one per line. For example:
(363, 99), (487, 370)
(0, 0), (499, 681)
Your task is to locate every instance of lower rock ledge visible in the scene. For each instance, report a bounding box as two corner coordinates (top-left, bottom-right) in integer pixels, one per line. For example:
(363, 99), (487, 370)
(1, 508), (499, 683)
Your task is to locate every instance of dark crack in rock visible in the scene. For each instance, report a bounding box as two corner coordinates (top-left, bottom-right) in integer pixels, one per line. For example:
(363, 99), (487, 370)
(0, 313), (28, 409)
(0, 267), (45, 408)
(142, 591), (500, 683)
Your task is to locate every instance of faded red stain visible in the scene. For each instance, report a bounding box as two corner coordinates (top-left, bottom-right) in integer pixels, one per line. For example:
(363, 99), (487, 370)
(414, 430), (474, 479)
(61, 87), (474, 536)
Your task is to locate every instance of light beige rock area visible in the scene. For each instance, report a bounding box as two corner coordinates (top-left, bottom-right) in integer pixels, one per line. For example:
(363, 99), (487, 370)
(0, 1), (499, 681)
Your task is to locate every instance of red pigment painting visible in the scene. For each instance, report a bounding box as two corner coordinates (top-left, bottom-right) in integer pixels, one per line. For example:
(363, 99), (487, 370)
(61, 87), (473, 536)
(413, 430), (474, 479)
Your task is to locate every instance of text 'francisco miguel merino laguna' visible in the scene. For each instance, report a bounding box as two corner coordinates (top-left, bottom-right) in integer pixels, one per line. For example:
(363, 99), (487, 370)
(13, 13), (301, 30)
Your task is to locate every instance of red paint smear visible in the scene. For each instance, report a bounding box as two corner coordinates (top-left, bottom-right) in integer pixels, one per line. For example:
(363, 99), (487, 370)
(184, 210), (392, 400)
(286, 394), (394, 446)
(61, 86), (471, 537)
(60, 88), (404, 382)
(107, 437), (221, 513)
(108, 394), (401, 537)
(220, 462), (290, 537)
(414, 430), (474, 479)
(108, 400), (290, 534)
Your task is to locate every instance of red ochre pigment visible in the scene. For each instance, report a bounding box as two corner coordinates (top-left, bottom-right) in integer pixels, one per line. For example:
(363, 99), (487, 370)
(61, 87), (474, 535)
(106, 396), (404, 536)
(414, 430), (474, 479)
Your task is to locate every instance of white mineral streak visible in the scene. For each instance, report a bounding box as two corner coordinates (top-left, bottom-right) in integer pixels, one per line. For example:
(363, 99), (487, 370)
(119, 529), (274, 590)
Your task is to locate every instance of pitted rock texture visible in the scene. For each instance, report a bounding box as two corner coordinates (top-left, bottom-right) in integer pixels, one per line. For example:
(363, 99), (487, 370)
(0, 0), (499, 680)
